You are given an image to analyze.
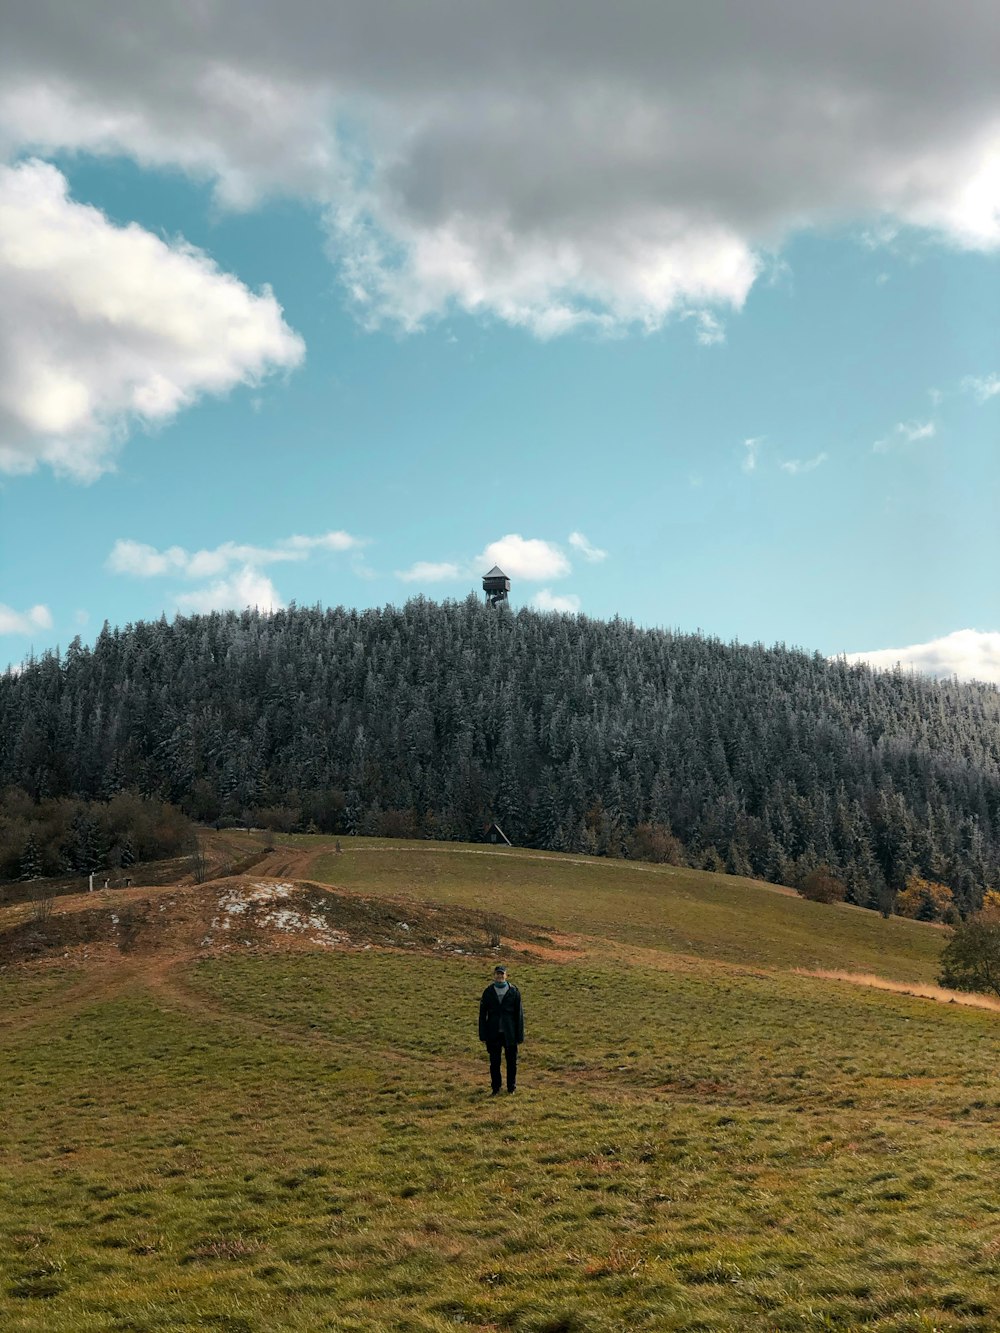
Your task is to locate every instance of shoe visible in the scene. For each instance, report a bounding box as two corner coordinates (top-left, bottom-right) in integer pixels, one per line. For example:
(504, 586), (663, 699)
(507, 1088), (516, 1095)
(491, 1088), (502, 1096)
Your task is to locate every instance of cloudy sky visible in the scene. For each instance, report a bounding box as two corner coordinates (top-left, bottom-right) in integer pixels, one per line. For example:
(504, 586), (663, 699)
(1, 2), (998, 680)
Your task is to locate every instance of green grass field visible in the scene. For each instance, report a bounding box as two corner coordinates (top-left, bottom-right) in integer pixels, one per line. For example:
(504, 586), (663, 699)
(299, 836), (946, 983)
(1, 836), (998, 1331)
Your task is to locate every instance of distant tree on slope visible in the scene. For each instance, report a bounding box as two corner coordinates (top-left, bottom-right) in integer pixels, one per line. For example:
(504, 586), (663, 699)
(895, 874), (954, 921)
(939, 913), (1000, 998)
(628, 822), (685, 865)
(18, 832), (42, 882)
(797, 866), (847, 904)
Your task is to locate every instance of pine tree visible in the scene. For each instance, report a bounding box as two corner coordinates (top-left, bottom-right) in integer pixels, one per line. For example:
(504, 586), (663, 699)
(19, 832), (42, 882)
(69, 811), (105, 875)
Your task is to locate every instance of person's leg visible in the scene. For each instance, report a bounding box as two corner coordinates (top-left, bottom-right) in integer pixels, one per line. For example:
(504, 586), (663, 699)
(488, 1042), (502, 1094)
(505, 1040), (517, 1093)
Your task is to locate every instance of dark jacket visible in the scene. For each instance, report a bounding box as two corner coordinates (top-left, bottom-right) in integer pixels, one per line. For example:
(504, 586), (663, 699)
(479, 982), (525, 1046)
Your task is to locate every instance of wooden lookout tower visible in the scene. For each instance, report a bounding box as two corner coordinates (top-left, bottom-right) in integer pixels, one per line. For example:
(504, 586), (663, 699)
(482, 565), (511, 608)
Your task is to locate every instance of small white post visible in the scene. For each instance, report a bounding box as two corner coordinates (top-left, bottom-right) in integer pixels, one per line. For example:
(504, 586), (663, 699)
(89, 872), (94, 893)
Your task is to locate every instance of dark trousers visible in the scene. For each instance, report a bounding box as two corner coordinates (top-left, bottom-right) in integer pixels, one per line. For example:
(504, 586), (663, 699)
(487, 1039), (518, 1092)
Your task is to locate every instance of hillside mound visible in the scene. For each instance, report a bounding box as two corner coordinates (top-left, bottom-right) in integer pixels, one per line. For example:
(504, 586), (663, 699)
(7, 601), (1000, 913)
(0, 876), (551, 966)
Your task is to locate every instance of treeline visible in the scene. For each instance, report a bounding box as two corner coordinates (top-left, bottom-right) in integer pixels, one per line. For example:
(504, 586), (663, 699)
(0, 788), (192, 883)
(2, 597), (1000, 913)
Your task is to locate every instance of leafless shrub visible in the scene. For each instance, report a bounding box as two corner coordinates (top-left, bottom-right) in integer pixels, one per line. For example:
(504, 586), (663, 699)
(116, 905), (142, 953)
(30, 883), (54, 925)
(484, 913), (503, 949)
(189, 838), (209, 884)
(797, 866), (848, 905)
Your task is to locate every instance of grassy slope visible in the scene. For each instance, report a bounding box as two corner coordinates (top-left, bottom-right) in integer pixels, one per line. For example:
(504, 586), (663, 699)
(300, 836), (945, 983)
(1, 837), (998, 1332)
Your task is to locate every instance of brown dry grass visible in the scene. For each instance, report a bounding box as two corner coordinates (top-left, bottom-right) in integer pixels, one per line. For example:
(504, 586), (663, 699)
(794, 966), (1000, 1012)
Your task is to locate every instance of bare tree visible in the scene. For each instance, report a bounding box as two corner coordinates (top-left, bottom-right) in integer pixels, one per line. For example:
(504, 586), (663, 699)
(30, 882), (54, 926)
(939, 913), (1000, 998)
(484, 913), (503, 950)
(189, 836), (209, 884)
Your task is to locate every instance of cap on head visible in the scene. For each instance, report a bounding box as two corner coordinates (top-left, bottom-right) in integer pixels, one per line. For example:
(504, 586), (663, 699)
(494, 964), (507, 975)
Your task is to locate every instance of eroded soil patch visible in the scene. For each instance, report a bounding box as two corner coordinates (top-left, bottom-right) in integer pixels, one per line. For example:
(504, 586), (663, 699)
(0, 877), (555, 968)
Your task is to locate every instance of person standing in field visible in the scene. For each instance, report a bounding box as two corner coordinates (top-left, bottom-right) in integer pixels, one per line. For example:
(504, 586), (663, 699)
(479, 964), (525, 1095)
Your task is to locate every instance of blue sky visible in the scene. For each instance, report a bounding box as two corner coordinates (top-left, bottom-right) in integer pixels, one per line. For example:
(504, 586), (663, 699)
(1, 4), (999, 679)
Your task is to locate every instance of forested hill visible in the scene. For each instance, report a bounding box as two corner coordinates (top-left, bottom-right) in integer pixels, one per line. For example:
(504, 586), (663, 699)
(3, 598), (1000, 911)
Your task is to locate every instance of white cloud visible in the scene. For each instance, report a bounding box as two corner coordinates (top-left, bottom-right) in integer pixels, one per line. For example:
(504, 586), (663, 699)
(0, 602), (53, 634)
(284, 531), (359, 554)
(107, 540), (188, 578)
(0, 159), (304, 479)
(175, 567), (283, 615)
(350, 553), (379, 581)
(780, 452), (828, 475)
(477, 534), (570, 581)
(873, 419), (936, 453)
(184, 532), (361, 577)
(107, 530), (361, 579)
(962, 373), (1000, 404)
(568, 531), (607, 563)
(400, 531), (601, 586)
(687, 310), (726, 346)
(3, 6), (1000, 337)
(741, 436), (764, 474)
(107, 528), (361, 615)
(841, 629), (1000, 686)
(901, 420), (936, 442)
(396, 561), (464, 583)
(532, 589), (582, 614)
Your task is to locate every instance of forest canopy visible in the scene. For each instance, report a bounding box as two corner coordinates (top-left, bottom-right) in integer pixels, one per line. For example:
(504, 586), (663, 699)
(0, 787), (191, 884)
(2, 598), (998, 913)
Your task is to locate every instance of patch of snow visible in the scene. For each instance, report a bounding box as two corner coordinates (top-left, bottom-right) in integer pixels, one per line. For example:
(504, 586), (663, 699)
(110, 914), (119, 925)
(397, 922), (410, 932)
(264, 905), (347, 948)
(217, 880), (294, 917)
(252, 880), (293, 897)
(268, 908), (302, 931)
(208, 880), (347, 949)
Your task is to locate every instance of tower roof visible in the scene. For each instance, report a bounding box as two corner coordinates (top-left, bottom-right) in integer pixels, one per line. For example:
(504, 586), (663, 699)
(483, 565), (508, 579)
